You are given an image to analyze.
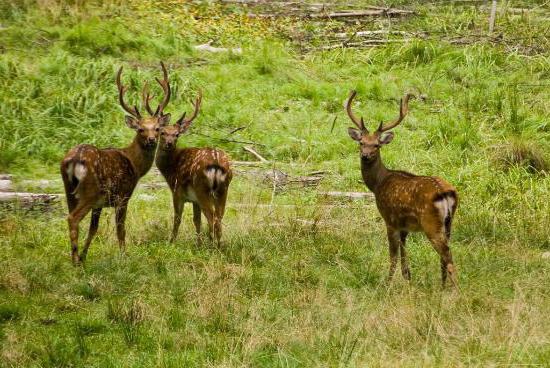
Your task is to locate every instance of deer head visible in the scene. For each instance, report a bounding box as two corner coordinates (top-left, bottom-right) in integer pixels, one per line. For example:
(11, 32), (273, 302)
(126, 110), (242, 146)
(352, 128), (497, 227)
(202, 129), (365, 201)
(346, 90), (415, 161)
(159, 91), (202, 150)
(116, 62), (173, 148)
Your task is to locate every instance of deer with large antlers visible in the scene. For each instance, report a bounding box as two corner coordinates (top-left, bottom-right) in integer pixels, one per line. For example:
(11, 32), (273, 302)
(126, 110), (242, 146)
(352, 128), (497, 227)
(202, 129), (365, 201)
(155, 93), (233, 246)
(60, 62), (172, 264)
(345, 90), (459, 287)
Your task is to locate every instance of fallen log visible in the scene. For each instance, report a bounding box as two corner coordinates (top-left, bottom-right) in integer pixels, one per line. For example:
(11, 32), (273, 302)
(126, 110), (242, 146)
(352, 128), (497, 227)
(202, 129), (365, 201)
(319, 39), (410, 50)
(194, 42), (242, 54)
(0, 179), (13, 192)
(319, 191), (374, 200)
(288, 176), (323, 187)
(0, 192), (60, 202)
(247, 7), (413, 19)
(333, 30), (412, 38)
(232, 161), (269, 166)
(20, 179), (61, 189)
(309, 8), (414, 19)
(0, 192), (61, 211)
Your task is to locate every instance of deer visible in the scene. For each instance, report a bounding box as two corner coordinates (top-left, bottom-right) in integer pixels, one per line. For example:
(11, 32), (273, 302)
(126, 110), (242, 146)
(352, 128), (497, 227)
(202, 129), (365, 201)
(154, 92), (233, 247)
(345, 90), (459, 288)
(60, 62), (172, 264)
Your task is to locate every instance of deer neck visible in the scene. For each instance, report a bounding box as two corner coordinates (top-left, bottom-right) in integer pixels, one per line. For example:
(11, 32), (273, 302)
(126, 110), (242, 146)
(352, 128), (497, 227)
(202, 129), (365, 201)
(155, 146), (178, 179)
(360, 154), (390, 195)
(122, 136), (157, 178)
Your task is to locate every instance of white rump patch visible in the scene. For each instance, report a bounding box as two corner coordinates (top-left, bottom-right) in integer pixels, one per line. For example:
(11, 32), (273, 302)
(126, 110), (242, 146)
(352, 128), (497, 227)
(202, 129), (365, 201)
(434, 196), (455, 220)
(215, 171), (227, 184)
(204, 167), (226, 190)
(66, 162), (74, 181)
(205, 168), (216, 189)
(74, 163), (87, 181)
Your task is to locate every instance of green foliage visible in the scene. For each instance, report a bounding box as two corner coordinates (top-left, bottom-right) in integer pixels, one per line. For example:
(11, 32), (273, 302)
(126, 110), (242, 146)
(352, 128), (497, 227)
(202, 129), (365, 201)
(0, 0), (549, 366)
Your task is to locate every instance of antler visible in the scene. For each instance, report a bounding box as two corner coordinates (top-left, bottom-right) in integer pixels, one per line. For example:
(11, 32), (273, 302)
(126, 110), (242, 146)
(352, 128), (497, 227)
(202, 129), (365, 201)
(176, 91), (203, 132)
(345, 90), (366, 132)
(116, 67), (141, 119)
(377, 93), (415, 132)
(142, 82), (155, 116)
(153, 61), (171, 117)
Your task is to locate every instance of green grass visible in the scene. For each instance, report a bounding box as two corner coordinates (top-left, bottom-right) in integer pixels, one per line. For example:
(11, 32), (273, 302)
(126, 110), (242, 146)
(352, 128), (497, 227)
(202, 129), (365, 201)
(1, 0), (550, 366)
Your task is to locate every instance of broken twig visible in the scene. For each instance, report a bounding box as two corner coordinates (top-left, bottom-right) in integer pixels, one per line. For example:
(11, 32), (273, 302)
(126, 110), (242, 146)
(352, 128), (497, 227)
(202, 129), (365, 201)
(243, 146), (269, 162)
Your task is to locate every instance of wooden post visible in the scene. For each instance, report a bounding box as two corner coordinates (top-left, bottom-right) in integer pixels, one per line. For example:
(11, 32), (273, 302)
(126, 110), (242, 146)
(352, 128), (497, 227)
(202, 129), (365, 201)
(489, 0), (498, 33)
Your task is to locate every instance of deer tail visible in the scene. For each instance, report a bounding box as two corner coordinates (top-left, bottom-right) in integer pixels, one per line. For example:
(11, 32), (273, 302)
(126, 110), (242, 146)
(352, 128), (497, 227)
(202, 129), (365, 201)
(204, 165), (228, 198)
(433, 191), (458, 239)
(61, 152), (88, 196)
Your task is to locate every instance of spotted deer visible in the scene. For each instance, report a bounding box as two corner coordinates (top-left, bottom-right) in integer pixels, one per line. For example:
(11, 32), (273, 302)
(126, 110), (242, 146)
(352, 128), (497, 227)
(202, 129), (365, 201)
(60, 62), (172, 264)
(345, 90), (459, 287)
(155, 93), (232, 246)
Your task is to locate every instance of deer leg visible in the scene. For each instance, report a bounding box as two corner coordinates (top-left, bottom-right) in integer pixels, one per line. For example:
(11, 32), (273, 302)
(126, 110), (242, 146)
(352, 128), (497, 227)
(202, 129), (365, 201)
(80, 208), (102, 262)
(427, 232), (457, 288)
(170, 193), (184, 243)
(399, 231), (411, 280)
(192, 203), (202, 246)
(195, 192), (215, 244)
(202, 206), (215, 244)
(115, 205), (128, 255)
(67, 203), (92, 264)
(213, 190), (228, 247)
(386, 228), (401, 282)
(440, 258), (448, 285)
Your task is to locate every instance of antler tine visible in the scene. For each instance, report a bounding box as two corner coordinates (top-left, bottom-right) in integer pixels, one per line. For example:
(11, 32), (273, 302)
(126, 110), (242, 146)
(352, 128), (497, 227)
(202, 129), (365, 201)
(116, 67), (141, 118)
(377, 93), (415, 132)
(154, 61), (171, 116)
(142, 82), (155, 116)
(345, 90), (366, 132)
(176, 91), (203, 132)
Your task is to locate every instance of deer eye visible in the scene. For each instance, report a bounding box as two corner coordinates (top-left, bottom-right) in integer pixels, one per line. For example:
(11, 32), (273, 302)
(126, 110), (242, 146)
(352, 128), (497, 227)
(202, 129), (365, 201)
(138, 128), (144, 133)
(155, 127), (160, 132)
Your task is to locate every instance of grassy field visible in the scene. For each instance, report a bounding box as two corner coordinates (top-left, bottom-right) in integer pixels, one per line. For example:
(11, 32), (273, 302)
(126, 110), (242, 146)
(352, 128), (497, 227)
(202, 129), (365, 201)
(1, 0), (550, 366)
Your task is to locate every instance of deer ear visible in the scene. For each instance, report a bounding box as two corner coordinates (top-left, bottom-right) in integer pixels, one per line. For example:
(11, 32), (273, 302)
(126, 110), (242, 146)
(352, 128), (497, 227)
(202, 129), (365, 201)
(159, 113), (171, 127)
(378, 131), (394, 145)
(348, 128), (363, 141)
(178, 120), (192, 134)
(125, 116), (139, 130)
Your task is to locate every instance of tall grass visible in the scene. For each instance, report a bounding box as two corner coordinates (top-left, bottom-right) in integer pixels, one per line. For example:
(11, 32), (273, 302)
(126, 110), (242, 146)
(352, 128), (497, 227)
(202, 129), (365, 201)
(0, 0), (549, 366)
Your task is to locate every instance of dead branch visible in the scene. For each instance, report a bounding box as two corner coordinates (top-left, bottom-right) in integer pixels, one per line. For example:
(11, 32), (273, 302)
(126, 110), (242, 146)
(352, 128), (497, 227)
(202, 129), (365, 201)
(488, 0), (498, 34)
(308, 170), (329, 176)
(228, 126), (247, 135)
(243, 146), (269, 162)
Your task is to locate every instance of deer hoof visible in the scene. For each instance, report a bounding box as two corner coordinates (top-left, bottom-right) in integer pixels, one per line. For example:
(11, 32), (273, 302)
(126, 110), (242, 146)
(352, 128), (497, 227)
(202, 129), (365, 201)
(72, 254), (83, 265)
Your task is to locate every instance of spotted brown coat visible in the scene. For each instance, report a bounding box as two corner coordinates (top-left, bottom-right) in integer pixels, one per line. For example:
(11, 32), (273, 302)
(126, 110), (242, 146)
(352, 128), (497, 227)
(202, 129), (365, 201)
(346, 90), (459, 287)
